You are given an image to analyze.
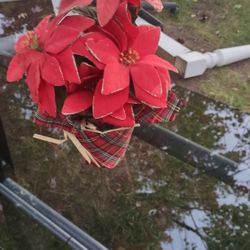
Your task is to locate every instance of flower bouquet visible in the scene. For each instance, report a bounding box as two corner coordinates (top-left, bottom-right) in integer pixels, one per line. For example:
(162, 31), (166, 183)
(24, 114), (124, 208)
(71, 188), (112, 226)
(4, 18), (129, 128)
(7, 0), (182, 168)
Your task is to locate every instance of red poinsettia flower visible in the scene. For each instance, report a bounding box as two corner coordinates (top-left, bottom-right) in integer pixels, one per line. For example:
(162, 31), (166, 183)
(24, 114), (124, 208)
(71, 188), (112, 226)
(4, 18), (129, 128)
(59, 0), (120, 26)
(82, 3), (177, 110)
(7, 14), (95, 117)
(59, 0), (159, 27)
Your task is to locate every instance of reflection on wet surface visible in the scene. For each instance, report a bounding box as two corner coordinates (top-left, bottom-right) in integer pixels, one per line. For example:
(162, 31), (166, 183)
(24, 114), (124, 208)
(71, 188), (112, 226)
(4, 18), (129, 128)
(0, 0), (52, 37)
(170, 88), (250, 187)
(0, 1), (250, 249)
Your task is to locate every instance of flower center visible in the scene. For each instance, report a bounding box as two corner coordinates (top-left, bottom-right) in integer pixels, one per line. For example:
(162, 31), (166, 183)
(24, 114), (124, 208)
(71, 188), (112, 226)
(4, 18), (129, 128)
(23, 31), (40, 50)
(119, 48), (140, 65)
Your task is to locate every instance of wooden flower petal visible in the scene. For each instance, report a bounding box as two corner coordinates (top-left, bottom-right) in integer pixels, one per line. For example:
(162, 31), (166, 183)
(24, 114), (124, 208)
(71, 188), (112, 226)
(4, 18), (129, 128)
(26, 62), (41, 103)
(93, 80), (129, 119)
(139, 54), (178, 72)
(115, 2), (138, 43)
(130, 63), (162, 97)
(86, 38), (120, 64)
(7, 54), (26, 82)
(56, 48), (81, 84)
(62, 90), (93, 115)
(102, 62), (130, 95)
(35, 15), (52, 44)
(38, 81), (56, 117)
(103, 104), (135, 127)
(96, 0), (120, 26)
(111, 107), (126, 120)
(72, 33), (107, 69)
(79, 62), (100, 81)
(60, 15), (95, 33)
(45, 25), (80, 54)
(157, 67), (172, 91)
(133, 82), (167, 108)
(41, 54), (64, 86)
(131, 25), (160, 58)
(103, 19), (128, 52)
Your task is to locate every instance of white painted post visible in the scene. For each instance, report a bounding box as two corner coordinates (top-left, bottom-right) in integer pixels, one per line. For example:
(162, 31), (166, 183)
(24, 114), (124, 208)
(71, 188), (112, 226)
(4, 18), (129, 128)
(136, 17), (250, 78)
(176, 45), (250, 78)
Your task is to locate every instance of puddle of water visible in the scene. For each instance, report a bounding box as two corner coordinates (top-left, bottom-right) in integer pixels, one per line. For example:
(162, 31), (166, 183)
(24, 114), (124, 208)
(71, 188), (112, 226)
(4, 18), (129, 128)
(1, 1), (250, 249)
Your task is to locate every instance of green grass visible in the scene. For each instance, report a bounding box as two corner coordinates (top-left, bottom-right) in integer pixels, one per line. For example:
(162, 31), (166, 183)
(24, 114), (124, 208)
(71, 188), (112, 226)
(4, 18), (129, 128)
(158, 0), (250, 112)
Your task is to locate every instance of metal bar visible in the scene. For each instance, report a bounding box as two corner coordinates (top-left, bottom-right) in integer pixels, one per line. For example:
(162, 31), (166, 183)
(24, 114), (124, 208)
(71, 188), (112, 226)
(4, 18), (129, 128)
(0, 118), (12, 167)
(0, 118), (13, 181)
(0, 181), (88, 250)
(2, 178), (107, 250)
(138, 9), (164, 30)
(141, 2), (178, 13)
(134, 124), (238, 185)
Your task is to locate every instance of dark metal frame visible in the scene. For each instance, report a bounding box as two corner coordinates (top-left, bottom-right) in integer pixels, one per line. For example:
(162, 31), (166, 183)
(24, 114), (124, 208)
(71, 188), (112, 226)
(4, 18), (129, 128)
(0, 117), (13, 181)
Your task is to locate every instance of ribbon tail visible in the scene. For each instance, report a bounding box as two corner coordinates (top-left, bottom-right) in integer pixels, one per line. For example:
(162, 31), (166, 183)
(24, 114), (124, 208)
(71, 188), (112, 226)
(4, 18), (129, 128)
(65, 132), (101, 168)
(33, 133), (67, 145)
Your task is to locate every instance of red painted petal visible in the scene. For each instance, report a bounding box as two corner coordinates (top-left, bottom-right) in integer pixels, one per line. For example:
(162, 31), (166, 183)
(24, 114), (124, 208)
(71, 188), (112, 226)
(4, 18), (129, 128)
(59, 0), (92, 14)
(133, 83), (166, 108)
(14, 35), (30, 54)
(79, 62), (100, 81)
(60, 15), (95, 32)
(102, 104), (135, 127)
(26, 62), (41, 103)
(86, 38), (120, 64)
(157, 67), (172, 91)
(93, 80), (129, 119)
(45, 25), (80, 54)
(111, 107), (126, 120)
(96, 0), (120, 26)
(72, 33), (106, 69)
(35, 15), (51, 43)
(131, 25), (160, 57)
(38, 81), (56, 117)
(130, 64), (162, 97)
(102, 62), (130, 95)
(139, 55), (178, 72)
(62, 90), (93, 115)
(7, 55), (26, 82)
(115, 2), (138, 43)
(103, 19), (128, 51)
(41, 54), (64, 86)
(55, 48), (81, 84)
(24, 51), (43, 68)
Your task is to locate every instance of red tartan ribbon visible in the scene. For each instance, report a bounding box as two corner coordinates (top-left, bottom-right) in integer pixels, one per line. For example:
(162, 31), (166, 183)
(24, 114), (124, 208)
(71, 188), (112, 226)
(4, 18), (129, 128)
(134, 90), (182, 124)
(34, 113), (134, 169)
(34, 90), (182, 169)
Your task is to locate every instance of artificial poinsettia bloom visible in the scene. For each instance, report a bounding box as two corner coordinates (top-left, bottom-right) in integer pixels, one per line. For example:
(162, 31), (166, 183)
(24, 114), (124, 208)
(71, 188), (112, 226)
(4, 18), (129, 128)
(59, 0), (163, 26)
(81, 3), (177, 110)
(7, 14), (95, 116)
(59, 0), (120, 26)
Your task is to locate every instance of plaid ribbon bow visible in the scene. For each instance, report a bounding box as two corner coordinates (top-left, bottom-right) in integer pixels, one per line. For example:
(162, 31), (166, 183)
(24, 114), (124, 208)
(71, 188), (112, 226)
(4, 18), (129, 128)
(34, 90), (182, 169)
